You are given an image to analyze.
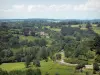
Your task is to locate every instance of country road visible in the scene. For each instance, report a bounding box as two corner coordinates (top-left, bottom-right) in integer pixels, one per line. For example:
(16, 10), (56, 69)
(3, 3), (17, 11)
(57, 59), (93, 69)
(57, 51), (93, 69)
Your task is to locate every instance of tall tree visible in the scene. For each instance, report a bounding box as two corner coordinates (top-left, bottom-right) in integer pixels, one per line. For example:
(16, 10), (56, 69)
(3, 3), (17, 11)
(25, 55), (31, 68)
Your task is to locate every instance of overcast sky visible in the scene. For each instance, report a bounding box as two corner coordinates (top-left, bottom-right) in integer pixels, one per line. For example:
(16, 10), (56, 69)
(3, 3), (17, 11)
(0, 0), (100, 19)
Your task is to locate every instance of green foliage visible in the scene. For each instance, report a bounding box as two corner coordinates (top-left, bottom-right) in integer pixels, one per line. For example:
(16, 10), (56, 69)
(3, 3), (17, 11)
(75, 63), (85, 71)
(61, 27), (80, 36)
(64, 58), (88, 65)
(93, 35), (100, 54)
(0, 68), (8, 75)
(95, 55), (100, 63)
(26, 68), (35, 75)
(86, 51), (95, 59)
(33, 60), (41, 67)
(34, 38), (47, 47)
(86, 22), (92, 29)
(35, 69), (41, 75)
(0, 22), (9, 51)
(56, 54), (61, 60)
(37, 46), (48, 59)
(93, 62), (99, 71)
(25, 55), (31, 68)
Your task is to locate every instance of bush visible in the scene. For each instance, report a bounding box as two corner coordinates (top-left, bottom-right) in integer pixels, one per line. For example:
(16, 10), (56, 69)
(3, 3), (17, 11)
(0, 68), (42, 75)
(55, 72), (60, 75)
(56, 54), (61, 60)
(93, 62), (99, 71)
(33, 60), (41, 67)
(95, 55), (100, 63)
(26, 69), (35, 75)
(45, 72), (49, 75)
(45, 58), (48, 62)
(25, 55), (31, 68)
(9, 70), (25, 75)
(86, 51), (95, 59)
(86, 71), (89, 75)
(0, 68), (8, 75)
(75, 63), (85, 72)
(35, 69), (41, 75)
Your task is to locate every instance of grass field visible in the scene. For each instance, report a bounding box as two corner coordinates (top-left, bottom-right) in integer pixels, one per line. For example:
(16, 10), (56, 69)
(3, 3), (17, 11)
(44, 26), (61, 32)
(0, 60), (93, 75)
(0, 62), (25, 71)
(19, 35), (37, 41)
(93, 27), (100, 34)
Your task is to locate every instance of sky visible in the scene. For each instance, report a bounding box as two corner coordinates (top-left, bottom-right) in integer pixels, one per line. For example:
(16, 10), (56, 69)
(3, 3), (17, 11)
(0, 0), (100, 19)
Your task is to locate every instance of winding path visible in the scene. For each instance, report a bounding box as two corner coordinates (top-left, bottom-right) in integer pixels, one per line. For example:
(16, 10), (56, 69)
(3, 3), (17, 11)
(57, 51), (93, 69)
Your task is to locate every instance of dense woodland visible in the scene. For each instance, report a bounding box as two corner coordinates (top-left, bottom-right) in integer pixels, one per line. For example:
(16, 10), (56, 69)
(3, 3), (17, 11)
(0, 19), (100, 75)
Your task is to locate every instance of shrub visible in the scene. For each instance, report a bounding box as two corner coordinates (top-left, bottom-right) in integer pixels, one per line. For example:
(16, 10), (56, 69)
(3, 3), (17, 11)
(86, 71), (89, 75)
(45, 72), (49, 75)
(26, 69), (35, 75)
(75, 63), (85, 72)
(35, 69), (41, 75)
(33, 60), (41, 67)
(95, 55), (100, 63)
(45, 58), (48, 62)
(0, 68), (8, 75)
(55, 72), (60, 75)
(9, 70), (25, 75)
(56, 54), (61, 60)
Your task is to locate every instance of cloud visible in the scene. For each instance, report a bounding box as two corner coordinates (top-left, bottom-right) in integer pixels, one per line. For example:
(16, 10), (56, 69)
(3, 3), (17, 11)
(74, 0), (100, 12)
(1, 0), (100, 13)
(0, 0), (100, 19)
(13, 5), (24, 9)
(27, 0), (100, 12)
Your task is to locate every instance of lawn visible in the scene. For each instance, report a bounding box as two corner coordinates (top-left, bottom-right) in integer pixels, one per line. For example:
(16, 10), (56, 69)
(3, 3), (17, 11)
(0, 60), (94, 75)
(0, 62), (25, 71)
(0, 60), (75, 75)
(19, 35), (37, 41)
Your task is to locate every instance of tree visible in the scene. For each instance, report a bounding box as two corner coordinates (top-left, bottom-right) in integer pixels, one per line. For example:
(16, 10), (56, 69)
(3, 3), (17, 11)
(25, 55), (31, 68)
(0, 57), (2, 65)
(39, 39), (47, 47)
(0, 22), (9, 52)
(95, 55), (100, 63)
(86, 22), (92, 29)
(93, 62), (99, 74)
(15, 51), (22, 62)
(93, 35), (100, 54)
(9, 36), (20, 48)
(38, 46), (48, 59)
(33, 60), (41, 67)
(56, 54), (61, 60)
(34, 39), (47, 47)
(79, 25), (82, 29)
(64, 44), (73, 58)
(74, 43), (88, 58)
(97, 23), (100, 27)
(75, 63), (85, 72)
(0, 22), (11, 64)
